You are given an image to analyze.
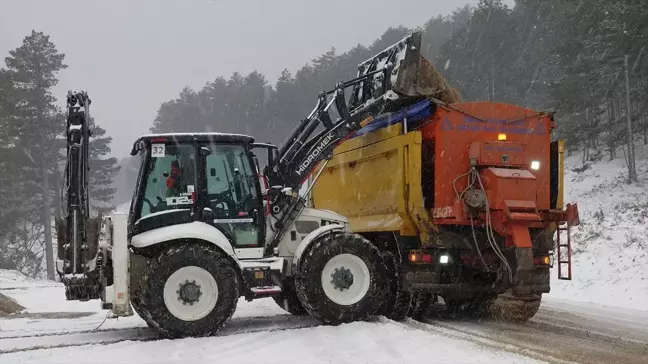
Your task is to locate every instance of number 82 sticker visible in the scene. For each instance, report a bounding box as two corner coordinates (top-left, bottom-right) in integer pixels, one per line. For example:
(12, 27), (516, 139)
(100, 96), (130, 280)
(151, 144), (165, 158)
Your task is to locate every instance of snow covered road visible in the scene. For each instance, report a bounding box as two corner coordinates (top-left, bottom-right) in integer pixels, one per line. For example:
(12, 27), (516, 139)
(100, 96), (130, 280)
(2, 282), (647, 364)
(424, 298), (648, 364)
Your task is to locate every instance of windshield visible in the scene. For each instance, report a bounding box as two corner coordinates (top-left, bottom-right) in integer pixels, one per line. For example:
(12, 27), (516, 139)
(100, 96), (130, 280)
(136, 143), (197, 222)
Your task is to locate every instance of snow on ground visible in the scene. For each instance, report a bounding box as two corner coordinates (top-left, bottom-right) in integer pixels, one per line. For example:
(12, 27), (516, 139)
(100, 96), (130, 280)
(0, 270), (60, 290)
(547, 142), (648, 311)
(0, 275), (546, 364)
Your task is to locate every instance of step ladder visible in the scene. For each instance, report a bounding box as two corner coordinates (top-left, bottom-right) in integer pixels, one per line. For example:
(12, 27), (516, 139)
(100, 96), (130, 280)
(555, 223), (572, 280)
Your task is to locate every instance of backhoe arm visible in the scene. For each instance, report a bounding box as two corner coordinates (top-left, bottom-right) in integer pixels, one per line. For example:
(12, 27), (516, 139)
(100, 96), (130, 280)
(55, 90), (103, 301)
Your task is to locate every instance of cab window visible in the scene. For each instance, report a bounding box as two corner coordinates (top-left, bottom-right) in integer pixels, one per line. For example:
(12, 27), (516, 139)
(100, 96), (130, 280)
(138, 143), (197, 220)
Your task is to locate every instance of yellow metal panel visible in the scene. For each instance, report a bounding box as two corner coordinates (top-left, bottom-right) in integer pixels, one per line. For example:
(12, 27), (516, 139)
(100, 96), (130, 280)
(403, 132), (436, 243)
(312, 140), (403, 218)
(348, 213), (404, 232)
(311, 129), (426, 237)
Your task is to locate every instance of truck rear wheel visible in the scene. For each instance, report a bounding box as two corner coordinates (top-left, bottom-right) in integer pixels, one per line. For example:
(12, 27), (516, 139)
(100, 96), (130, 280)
(138, 243), (240, 338)
(294, 231), (386, 325)
(444, 294), (501, 319)
(380, 251), (412, 321)
(408, 292), (436, 320)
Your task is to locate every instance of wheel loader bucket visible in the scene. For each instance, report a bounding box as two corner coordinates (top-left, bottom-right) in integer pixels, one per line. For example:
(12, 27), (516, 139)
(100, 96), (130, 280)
(352, 31), (461, 107)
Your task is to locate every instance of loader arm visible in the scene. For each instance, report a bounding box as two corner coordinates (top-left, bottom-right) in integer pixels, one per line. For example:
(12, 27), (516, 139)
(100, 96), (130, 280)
(263, 31), (433, 255)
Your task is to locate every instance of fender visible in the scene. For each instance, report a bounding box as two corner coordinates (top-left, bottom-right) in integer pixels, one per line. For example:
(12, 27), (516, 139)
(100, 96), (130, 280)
(130, 221), (236, 258)
(292, 223), (346, 272)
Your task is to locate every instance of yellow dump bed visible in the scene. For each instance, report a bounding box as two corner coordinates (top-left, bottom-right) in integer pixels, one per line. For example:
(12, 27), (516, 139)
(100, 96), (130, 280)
(310, 122), (431, 239)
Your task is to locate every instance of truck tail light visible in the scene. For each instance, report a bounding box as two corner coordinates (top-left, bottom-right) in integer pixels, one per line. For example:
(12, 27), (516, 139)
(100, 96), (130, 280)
(409, 251), (434, 264)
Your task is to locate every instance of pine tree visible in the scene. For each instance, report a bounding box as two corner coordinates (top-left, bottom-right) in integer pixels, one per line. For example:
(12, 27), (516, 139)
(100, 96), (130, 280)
(0, 70), (19, 269)
(86, 118), (122, 216)
(3, 30), (68, 279)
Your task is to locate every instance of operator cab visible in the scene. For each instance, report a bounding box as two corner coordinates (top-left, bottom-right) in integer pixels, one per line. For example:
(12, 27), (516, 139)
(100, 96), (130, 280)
(128, 132), (268, 251)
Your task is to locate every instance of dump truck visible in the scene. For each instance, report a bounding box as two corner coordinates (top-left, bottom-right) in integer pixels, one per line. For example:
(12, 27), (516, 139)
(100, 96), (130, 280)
(308, 88), (580, 321)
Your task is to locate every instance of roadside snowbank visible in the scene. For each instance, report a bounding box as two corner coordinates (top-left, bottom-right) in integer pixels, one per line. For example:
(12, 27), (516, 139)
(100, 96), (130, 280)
(547, 142), (648, 311)
(0, 269), (59, 290)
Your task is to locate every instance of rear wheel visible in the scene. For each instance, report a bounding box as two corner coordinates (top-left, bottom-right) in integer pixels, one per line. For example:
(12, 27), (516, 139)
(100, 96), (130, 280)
(138, 244), (240, 338)
(444, 294), (497, 319)
(129, 296), (154, 328)
(380, 251), (412, 321)
(408, 291), (436, 321)
(294, 231), (386, 325)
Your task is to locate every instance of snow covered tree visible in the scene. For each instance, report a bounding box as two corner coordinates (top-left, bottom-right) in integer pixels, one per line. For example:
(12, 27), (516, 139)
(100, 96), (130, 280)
(86, 118), (121, 216)
(2, 30), (68, 279)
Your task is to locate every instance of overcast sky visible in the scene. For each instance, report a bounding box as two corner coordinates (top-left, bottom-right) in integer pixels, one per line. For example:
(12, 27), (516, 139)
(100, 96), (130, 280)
(1, 0), (514, 158)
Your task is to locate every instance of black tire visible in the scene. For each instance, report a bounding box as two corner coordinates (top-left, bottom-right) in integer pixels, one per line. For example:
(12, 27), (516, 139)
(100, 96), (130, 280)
(129, 295), (156, 329)
(138, 243), (240, 338)
(408, 291), (435, 321)
(444, 294), (498, 319)
(128, 264), (157, 329)
(380, 251), (412, 321)
(272, 279), (307, 315)
(294, 231), (386, 325)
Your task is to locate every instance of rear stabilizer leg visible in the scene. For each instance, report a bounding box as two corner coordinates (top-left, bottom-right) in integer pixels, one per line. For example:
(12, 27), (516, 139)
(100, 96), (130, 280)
(103, 212), (133, 317)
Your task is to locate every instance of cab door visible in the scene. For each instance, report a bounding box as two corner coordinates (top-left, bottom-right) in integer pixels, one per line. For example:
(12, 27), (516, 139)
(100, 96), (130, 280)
(200, 142), (265, 258)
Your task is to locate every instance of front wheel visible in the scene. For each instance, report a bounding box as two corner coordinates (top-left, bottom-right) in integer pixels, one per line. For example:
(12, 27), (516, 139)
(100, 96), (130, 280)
(138, 244), (240, 338)
(294, 231), (386, 325)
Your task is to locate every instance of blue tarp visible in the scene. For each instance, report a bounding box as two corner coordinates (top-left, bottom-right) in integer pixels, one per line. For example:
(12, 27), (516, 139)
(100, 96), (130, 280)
(349, 98), (434, 139)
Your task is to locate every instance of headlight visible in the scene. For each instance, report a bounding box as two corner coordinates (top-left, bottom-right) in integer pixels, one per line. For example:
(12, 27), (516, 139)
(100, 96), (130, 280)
(530, 160), (540, 170)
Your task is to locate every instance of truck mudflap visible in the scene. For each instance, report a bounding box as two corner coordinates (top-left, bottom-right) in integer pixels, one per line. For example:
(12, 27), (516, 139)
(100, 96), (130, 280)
(487, 291), (542, 322)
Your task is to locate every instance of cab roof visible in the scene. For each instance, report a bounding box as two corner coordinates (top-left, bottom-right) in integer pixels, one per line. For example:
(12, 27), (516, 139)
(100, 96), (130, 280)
(130, 132), (255, 155)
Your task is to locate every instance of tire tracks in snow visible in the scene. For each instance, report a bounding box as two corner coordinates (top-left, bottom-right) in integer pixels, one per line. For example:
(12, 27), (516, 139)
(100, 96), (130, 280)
(0, 314), (321, 355)
(397, 319), (576, 364)
(406, 306), (648, 364)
